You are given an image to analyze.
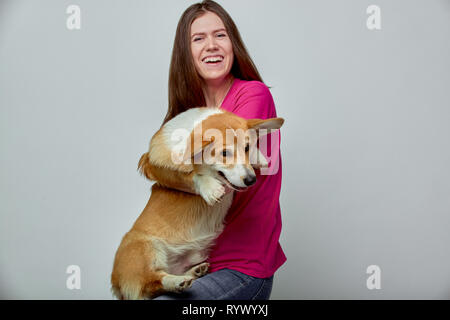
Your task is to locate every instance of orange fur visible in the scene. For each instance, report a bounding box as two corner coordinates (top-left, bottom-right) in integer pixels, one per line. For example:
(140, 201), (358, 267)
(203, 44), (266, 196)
(111, 108), (284, 299)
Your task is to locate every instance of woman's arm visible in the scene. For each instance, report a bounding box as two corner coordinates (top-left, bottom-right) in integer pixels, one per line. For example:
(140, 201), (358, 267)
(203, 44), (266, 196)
(228, 81), (279, 174)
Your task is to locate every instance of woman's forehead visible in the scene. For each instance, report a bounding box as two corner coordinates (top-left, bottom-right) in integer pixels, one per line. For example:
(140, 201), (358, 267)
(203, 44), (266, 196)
(191, 11), (225, 34)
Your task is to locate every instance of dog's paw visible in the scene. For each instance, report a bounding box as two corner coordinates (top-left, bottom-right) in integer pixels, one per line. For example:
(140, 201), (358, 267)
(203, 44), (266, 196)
(194, 175), (225, 205)
(186, 262), (210, 279)
(193, 262), (210, 277)
(176, 276), (194, 292)
(162, 275), (195, 293)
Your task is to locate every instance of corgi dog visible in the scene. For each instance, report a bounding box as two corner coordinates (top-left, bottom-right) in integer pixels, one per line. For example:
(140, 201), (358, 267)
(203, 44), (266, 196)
(111, 107), (284, 300)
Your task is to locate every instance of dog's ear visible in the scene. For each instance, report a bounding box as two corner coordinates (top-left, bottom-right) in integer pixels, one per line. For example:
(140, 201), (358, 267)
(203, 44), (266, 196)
(247, 117), (284, 132)
(250, 148), (269, 169)
(138, 152), (154, 180)
(182, 135), (215, 162)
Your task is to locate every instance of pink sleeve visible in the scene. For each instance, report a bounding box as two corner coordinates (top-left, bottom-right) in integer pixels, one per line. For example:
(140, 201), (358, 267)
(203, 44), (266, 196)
(232, 81), (277, 120)
(231, 81), (281, 175)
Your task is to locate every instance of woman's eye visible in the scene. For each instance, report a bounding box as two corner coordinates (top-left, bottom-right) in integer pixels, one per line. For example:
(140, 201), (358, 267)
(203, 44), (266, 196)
(217, 33), (226, 38)
(193, 37), (202, 42)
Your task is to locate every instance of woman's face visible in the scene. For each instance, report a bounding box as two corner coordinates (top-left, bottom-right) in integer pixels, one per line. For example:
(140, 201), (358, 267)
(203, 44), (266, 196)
(190, 11), (234, 84)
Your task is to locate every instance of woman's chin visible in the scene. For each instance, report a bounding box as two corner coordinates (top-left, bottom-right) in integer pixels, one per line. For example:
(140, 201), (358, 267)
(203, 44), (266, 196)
(201, 72), (228, 82)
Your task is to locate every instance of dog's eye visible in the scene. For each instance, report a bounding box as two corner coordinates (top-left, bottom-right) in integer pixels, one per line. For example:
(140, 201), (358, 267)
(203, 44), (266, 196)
(222, 150), (230, 157)
(245, 144), (249, 152)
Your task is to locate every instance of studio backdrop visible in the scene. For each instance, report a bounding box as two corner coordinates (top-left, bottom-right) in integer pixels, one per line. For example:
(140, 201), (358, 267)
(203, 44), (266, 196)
(1, 0), (449, 299)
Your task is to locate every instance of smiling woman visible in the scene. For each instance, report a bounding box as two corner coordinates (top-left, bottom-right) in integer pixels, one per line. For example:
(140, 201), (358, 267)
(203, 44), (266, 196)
(150, 0), (286, 300)
(190, 12), (234, 104)
(163, 0), (264, 124)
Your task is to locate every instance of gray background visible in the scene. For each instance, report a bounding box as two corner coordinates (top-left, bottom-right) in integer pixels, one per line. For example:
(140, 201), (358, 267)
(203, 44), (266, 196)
(1, 0), (449, 299)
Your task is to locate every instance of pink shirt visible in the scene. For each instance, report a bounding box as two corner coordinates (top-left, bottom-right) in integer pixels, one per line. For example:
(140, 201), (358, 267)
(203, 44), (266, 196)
(207, 78), (287, 278)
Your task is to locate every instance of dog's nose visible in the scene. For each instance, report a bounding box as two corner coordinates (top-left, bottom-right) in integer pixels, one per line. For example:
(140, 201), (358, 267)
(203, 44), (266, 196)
(243, 175), (256, 187)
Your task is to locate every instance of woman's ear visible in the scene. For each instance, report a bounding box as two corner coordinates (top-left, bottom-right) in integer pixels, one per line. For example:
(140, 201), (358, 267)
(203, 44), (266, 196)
(247, 117), (284, 131)
(138, 152), (154, 180)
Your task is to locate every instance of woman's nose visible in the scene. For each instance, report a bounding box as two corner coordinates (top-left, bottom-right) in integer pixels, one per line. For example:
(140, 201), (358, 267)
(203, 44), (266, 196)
(205, 36), (218, 51)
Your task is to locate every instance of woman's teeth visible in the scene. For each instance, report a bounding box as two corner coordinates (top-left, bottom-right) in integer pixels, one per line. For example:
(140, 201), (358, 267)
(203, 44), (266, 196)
(204, 56), (224, 63)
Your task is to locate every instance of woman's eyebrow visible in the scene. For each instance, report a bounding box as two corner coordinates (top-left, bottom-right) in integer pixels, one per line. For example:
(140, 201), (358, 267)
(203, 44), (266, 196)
(191, 28), (227, 38)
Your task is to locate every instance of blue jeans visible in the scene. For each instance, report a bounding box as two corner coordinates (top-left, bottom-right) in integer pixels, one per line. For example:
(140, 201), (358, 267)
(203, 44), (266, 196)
(153, 268), (274, 300)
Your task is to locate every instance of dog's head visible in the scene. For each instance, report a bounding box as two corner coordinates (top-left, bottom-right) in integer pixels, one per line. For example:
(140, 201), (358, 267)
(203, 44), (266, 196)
(183, 110), (284, 191)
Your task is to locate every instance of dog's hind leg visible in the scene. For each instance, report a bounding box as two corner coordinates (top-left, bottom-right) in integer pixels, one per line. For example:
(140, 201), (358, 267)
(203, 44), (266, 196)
(159, 272), (195, 293)
(184, 262), (210, 279)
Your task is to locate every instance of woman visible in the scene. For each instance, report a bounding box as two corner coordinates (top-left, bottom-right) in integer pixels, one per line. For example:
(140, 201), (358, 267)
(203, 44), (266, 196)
(153, 0), (286, 300)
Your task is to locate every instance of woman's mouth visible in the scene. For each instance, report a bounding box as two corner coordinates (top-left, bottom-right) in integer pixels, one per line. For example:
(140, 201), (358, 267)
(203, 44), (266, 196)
(202, 55), (224, 67)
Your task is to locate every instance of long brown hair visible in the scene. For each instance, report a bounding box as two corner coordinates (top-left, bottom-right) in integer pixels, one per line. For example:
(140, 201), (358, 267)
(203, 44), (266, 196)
(163, 0), (264, 124)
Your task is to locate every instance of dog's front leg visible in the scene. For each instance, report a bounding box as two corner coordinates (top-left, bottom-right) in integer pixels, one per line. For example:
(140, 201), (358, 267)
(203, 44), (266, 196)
(139, 154), (226, 205)
(193, 174), (226, 205)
